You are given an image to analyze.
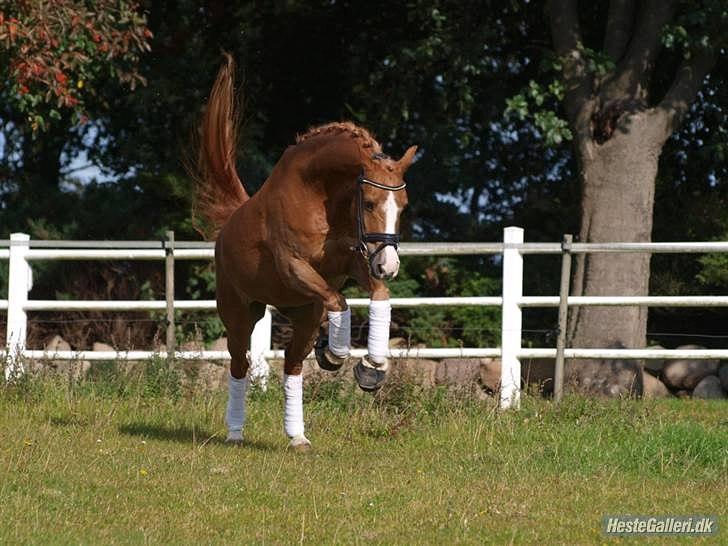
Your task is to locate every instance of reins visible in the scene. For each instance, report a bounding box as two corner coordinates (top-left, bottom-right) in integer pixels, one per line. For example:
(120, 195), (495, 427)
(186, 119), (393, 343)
(355, 171), (406, 266)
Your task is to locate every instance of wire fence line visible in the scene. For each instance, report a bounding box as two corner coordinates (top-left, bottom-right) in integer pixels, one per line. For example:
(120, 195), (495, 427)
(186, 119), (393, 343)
(3, 228), (728, 409)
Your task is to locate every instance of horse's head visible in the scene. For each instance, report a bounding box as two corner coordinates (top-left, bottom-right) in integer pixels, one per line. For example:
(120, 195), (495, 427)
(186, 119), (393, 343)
(356, 145), (417, 280)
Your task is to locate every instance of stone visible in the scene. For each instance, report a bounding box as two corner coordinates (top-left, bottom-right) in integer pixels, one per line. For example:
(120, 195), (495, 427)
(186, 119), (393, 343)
(674, 390), (691, 399)
(92, 342), (115, 352)
(390, 358), (438, 388)
(61, 360), (91, 380)
(661, 345), (719, 390)
(208, 337), (229, 352)
(39, 336), (89, 379)
(521, 358), (555, 394)
(388, 337), (408, 348)
(44, 335), (70, 353)
(718, 363), (728, 392)
(180, 360), (227, 391)
(479, 358), (501, 393)
(180, 340), (204, 352)
(434, 358), (481, 386)
(642, 372), (671, 398)
(563, 340), (644, 398)
(692, 375), (726, 399)
(643, 345), (665, 376)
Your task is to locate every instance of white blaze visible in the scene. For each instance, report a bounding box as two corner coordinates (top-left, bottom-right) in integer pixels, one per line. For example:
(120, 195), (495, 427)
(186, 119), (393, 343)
(384, 191), (399, 232)
(371, 192), (401, 278)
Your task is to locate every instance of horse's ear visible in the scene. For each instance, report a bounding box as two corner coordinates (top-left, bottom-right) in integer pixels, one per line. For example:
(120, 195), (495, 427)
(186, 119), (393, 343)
(397, 145), (418, 172)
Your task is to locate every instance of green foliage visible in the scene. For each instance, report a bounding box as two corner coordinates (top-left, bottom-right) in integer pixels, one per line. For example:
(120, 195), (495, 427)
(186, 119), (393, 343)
(697, 235), (728, 288)
(182, 264), (224, 344)
(505, 78), (573, 146)
(0, 0), (151, 131)
(344, 257), (500, 348)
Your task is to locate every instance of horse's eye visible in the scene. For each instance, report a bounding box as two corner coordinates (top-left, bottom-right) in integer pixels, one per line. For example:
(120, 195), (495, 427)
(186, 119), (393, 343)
(364, 201), (375, 212)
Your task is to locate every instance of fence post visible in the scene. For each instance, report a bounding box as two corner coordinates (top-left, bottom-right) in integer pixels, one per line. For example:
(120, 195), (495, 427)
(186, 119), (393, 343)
(165, 230), (175, 361)
(5, 233), (32, 380)
(500, 227), (523, 409)
(554, 234), (573, 403)
(249, 306), (272, 391)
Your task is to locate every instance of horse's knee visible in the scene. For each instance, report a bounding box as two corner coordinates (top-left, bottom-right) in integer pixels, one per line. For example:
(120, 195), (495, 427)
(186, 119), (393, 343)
(324, 292), (348, 312)
(284, 361), (303, 375)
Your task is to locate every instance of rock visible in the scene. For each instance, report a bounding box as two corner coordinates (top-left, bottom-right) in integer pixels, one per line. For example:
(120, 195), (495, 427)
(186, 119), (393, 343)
(642, 373), (671, 398)
(61, 360), (91, 380)
(719, 363), (728, 392)
(92, 342), (115, 352)
(435, 358), (481, 386)
(390, 358), (438, 388)
(674, 390), (691, 399)
(559, 341), (645, 398)
(521, 358), (555, 394)
(692, 375), (726, 399)
(644, 345), (665, 376)
(479, 359), (501, 393)
(45, 335), (70, 353)
(208, 337), (228, 352)
(388, 337), (408, 348)
(180, 340), (204, 352)
(661, 345), (719, 390)
(180, 360), (227, 390)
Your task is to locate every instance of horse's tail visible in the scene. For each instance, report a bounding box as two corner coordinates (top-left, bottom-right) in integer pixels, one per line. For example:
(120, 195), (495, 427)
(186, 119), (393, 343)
(191, 53), (249, 240)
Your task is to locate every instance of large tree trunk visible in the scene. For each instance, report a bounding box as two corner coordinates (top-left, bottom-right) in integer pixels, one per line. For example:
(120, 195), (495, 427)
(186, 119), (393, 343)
(566, 111), (668, 396)
(548, 0), (715, 396)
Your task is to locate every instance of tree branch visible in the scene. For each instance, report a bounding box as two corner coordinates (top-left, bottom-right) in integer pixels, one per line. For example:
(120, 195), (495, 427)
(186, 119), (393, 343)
(604, 0), (635, 62)
(548, 0), (594, 140)
(601, 0), (676, 101)
(657, 47), (716, 138)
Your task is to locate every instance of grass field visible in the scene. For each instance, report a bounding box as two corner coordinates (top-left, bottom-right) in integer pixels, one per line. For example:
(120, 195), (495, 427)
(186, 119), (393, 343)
(1, 361), (726, 545)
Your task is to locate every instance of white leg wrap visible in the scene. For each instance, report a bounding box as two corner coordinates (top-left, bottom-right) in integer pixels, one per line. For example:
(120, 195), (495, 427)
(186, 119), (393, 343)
(368, 299), (391, 364)
(283, 373), (305, 439)
(327, 309), (351, 357)
(225, 373), (248, 442)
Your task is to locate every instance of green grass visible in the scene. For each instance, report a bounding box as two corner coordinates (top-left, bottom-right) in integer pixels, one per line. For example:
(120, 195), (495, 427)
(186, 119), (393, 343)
(0, 363), (726, 545)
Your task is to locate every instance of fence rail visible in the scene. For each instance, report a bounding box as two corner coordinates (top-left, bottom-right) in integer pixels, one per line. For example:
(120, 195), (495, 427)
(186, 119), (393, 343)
(3, 228), (728, 408)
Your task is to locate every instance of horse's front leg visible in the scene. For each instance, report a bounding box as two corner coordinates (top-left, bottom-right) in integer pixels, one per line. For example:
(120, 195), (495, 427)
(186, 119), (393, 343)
(281, 257), (353, 372)
(351, 260), (392, 391)
(278, 302), (326, 452)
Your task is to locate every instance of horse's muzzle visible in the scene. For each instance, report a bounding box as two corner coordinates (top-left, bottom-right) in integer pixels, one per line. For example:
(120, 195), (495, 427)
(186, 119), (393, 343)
(370, 245), (400, 280)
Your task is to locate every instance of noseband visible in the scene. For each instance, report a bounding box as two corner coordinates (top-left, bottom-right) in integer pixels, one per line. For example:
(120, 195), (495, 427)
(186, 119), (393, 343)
(355, 171), (407, 267)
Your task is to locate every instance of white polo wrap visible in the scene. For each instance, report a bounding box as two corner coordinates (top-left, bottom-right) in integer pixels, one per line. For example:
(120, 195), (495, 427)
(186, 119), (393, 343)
(225, 373), (249, 441)
(327, 308), (351, 357)
(283, 373), (305, 438)
(367, 299), (391, 364)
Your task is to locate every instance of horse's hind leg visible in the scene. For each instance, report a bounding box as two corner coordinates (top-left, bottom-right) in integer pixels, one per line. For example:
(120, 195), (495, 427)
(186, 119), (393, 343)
(217, 287), (265, 444)
(278, 302), (326, 451)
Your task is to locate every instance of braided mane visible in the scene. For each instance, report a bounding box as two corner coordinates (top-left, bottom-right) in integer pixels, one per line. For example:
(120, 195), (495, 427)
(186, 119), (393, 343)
(296, 121), (383, 155)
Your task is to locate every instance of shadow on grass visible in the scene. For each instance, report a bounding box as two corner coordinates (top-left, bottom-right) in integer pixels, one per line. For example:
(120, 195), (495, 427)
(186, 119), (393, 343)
(118, 422), (276, 450)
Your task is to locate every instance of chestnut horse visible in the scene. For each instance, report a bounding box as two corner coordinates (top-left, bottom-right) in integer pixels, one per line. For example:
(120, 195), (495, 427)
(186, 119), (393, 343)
(193, 55), (417, 450)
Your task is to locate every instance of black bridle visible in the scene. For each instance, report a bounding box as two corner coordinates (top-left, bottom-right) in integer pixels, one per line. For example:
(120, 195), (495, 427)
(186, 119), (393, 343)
(355, 171), (407, 267)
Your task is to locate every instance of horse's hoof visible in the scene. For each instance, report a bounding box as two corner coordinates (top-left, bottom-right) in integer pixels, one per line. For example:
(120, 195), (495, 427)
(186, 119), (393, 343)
(288, 435), (312, 452)
(354, 357), (388, 392)
(315, 338), (348, 371)
(226, 431), (244, 446)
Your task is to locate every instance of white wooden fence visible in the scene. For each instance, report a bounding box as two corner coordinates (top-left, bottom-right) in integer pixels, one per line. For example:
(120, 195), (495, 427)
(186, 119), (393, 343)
(3, 227), (728, 409)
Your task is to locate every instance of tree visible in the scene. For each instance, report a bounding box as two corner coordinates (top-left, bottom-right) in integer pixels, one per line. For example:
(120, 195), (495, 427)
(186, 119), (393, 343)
(0, 0), (151, 230)
(541, 1), (726, 394)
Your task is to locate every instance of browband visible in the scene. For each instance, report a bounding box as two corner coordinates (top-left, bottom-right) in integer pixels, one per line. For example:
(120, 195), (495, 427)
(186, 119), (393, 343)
(359, 176), (407, 191)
